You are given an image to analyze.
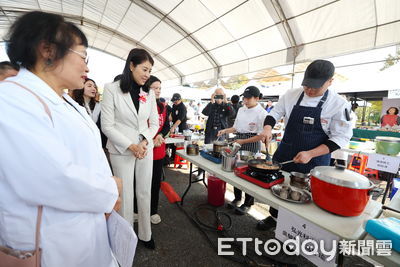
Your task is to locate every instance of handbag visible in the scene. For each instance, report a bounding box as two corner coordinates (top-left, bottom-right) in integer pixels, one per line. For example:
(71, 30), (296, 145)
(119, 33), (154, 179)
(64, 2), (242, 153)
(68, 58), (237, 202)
(0, 207), (42, 267)
(0, 80), (54, 267)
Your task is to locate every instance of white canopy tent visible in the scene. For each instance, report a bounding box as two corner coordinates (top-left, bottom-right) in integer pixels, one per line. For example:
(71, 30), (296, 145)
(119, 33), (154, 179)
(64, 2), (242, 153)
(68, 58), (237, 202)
(0, 0), (399, 88)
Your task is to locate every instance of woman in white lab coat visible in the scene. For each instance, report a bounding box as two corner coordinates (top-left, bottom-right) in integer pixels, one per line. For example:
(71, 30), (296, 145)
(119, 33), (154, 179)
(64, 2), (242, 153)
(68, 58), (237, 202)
(101, 48), (159, 249)
(0, 11), (120, 267)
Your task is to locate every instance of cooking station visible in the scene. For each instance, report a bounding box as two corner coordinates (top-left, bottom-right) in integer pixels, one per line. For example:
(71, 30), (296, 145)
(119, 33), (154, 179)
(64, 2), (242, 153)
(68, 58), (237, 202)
(176, 149), (382, 241)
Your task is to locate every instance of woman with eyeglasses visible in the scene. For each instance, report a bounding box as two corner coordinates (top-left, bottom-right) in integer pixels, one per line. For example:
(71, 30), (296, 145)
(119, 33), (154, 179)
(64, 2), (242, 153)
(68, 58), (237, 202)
(0, 11), (121, 267)
(101, 48), (159, 249)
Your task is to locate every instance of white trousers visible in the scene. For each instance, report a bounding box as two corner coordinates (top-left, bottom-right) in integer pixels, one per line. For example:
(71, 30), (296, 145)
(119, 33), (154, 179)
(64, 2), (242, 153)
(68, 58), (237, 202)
(110, 152), (153, 241)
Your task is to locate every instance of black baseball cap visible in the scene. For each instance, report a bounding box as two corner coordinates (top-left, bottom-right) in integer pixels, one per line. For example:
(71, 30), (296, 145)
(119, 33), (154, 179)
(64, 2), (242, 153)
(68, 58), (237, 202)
(171, 93), (181, 101)
(241, 86), (260, 98)
(301, 60), (335, 89)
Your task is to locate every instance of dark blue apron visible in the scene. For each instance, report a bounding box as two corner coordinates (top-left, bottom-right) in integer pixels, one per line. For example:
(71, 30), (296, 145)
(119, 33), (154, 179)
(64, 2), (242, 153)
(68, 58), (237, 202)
(273, 90), (331, 173)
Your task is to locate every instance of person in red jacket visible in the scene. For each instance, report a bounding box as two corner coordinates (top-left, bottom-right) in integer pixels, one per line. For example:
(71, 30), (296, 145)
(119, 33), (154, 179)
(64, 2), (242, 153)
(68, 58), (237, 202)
(381, 107), (400, 127)
(145, 75), (170, 224)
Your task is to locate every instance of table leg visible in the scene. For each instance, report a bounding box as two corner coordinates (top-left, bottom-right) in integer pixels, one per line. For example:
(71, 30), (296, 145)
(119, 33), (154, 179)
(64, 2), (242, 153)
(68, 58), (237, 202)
(180, 163), (208, 205)
(180, 163), (194, 205)
(381, 172), (394, 204)
(202, 171), (207, 188)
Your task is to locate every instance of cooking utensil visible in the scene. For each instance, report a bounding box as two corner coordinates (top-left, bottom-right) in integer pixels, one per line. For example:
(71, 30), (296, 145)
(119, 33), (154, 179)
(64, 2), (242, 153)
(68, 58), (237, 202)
(247, 159), (282, 174)
(271, 184), (312, 203)
(186, 144), (199, 156)
(310, 165), (377, 216)
(375, 136), (400, 156)
(221, 155), (236, 172)
(234, 151), (254, 168)
(213, 140), (228, 155)
(290, 172), (310, 190)
(280, 160), (294, 165)
(228, 142), (241, 157)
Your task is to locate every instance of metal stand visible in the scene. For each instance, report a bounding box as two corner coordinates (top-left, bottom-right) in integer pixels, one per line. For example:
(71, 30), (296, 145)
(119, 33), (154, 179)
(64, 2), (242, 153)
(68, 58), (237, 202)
(180, 163), (207, 205)
(381, 171), (395, 204)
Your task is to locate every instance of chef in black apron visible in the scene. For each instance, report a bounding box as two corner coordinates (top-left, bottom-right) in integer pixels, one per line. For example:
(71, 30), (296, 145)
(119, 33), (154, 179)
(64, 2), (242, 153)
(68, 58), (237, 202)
(218, 86), (268, 215)
(258, 60), (353, 230)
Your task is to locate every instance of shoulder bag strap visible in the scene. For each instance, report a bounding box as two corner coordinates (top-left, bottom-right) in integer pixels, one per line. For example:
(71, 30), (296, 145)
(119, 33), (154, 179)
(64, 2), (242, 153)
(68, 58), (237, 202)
(1, 80), (54, 266)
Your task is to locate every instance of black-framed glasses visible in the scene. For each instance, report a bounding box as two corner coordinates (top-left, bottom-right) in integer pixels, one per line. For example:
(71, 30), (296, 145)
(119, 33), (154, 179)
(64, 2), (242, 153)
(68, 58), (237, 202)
(69, 48), (89, 64)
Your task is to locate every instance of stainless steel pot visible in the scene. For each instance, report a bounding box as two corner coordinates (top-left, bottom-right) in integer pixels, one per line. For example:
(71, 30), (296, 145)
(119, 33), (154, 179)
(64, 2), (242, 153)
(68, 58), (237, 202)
(213, 140), (228, 155)
(234, 151), (255, 168)
(186, 144), (199, 156)
(222, 155), (236, 172)
(290, 172), (310, 190)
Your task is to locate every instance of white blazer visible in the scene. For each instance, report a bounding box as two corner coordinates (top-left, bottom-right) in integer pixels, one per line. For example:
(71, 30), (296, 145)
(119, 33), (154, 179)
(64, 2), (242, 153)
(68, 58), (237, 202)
(0, 69), (118, 267)
(101, 81), (159, 155)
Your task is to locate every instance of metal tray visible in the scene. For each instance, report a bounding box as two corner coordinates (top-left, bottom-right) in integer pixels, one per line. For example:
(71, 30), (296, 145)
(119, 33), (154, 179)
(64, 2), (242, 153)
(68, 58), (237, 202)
(271, 184), (312, 204)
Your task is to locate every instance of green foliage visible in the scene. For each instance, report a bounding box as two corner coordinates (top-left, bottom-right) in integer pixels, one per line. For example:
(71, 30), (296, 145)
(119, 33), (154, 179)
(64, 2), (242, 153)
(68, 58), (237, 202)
(355, 101), (383, 126)
(380, 46), (400, 71)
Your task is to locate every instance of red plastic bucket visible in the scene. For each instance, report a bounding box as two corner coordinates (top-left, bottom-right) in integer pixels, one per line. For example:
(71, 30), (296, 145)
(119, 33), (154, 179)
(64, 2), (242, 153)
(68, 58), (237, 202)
(207, 176), (226, 206)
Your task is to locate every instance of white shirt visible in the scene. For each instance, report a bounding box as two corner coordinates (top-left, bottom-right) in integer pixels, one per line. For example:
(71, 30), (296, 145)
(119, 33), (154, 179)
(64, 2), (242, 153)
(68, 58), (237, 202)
(269, 87), (352, 148)
(84, 101), (101, 123)
(0, 69), (118, 267)
(233, 103), (268, 134)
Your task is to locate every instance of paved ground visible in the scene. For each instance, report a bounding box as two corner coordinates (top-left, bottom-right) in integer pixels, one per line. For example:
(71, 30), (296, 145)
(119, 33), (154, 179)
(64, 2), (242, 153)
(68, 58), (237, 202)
(132, 165), (374, 267)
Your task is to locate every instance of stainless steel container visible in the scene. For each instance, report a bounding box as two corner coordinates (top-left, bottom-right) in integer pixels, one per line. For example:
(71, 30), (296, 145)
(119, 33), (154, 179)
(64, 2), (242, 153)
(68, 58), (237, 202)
(222, 155), (236, 172)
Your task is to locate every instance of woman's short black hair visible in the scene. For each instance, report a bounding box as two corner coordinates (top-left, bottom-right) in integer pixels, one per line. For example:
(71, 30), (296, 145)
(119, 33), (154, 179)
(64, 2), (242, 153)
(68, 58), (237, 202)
(72, 78), (98, 111)
(386, 107), (399, 115)
(144, 75), (163, 113)
(5, 11), (88, 69)
(120, 48), (154, 93)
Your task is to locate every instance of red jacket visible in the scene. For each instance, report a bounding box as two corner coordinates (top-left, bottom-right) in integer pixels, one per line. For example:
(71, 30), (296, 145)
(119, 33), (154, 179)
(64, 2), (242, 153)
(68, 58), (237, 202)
(153, 103), (167, 160)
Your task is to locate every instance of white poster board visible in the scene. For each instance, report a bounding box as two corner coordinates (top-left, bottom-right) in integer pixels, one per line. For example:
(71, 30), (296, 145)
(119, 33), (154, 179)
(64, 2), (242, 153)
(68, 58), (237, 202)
(276, 207), (340, 267)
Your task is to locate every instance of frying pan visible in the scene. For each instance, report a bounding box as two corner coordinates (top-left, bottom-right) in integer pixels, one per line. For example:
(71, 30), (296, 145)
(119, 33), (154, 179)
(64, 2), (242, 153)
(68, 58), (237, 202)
(247, 159), (294, 174)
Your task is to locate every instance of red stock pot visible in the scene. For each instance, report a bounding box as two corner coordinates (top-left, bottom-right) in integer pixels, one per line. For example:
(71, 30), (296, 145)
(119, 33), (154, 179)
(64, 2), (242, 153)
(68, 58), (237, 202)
(310, 166), (375, 216)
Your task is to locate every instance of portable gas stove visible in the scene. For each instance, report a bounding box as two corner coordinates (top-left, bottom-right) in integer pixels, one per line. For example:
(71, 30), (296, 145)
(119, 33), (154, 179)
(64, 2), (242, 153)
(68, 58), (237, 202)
(234, 165), (284, 189)
(200, 150), (222, 164)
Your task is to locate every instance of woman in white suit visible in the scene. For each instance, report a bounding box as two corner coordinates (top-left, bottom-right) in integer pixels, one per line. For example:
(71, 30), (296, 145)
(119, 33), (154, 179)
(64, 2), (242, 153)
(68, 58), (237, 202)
(101, 48), (159, 249)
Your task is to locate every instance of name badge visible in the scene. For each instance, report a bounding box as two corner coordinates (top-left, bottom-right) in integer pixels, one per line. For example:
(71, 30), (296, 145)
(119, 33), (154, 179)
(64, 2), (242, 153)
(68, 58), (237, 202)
(303, 117), (314, 125)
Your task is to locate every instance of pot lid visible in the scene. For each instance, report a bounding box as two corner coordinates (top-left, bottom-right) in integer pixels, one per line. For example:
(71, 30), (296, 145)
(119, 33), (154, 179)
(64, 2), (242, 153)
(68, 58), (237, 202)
(376, 136), (400, 143)
(310, 166), (372, 189)
(214, 140), (228, 145)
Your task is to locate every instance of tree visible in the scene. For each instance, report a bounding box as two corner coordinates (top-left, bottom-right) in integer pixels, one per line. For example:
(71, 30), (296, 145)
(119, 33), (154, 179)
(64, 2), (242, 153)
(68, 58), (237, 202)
(380, 45), (400, 71)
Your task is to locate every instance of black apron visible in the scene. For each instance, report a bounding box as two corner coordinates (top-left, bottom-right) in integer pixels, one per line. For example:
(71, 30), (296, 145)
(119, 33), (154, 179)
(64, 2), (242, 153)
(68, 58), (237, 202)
(236, 132), (260, 153)
(273, 90), (331, 173)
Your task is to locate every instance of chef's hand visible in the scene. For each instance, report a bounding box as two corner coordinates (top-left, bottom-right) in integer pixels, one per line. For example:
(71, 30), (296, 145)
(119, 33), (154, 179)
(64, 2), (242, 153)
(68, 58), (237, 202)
(235, 139), (244, 145)
(293, 151), (313, 164)
(260, 125), (273, 143)
(217, 129), (225, 136)
(154, 134), (164, 147)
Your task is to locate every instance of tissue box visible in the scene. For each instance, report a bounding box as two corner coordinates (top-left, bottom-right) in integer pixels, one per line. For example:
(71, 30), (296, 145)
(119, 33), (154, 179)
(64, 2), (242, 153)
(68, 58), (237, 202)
(365, 217), (400, 252)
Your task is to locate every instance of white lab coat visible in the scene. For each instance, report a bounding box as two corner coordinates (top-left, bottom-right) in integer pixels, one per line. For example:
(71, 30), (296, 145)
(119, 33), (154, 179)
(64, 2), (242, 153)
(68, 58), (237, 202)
(0, 69), (118, 267)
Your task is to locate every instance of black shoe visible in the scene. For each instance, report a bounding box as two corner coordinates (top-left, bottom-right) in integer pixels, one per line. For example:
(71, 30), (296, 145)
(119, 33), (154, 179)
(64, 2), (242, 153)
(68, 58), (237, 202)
(226, 199), (240, 209)
(177, 164), (183, 169)
(235, 204), (251, 215)
(257, 216), (277, 231)
(140, 238), (155, 250)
